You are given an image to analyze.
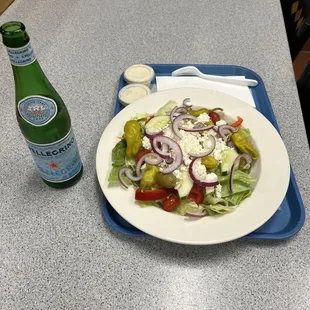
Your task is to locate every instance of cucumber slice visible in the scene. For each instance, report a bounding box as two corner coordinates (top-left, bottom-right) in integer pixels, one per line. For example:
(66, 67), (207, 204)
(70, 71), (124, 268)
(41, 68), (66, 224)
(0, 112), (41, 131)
(145, 115), (170, 134)
(221, 148), (239, 174)
(155, 100), (177, 116)
(178, 169), (194, 198)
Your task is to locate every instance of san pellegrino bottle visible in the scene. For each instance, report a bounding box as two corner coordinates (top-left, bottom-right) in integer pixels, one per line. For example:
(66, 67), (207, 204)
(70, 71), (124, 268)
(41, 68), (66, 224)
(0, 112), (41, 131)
(0, 21), (83, 188)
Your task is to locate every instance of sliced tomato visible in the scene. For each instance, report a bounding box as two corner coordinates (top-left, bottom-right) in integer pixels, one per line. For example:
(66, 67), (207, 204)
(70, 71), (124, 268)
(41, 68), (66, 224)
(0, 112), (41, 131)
(135, 149), (151, 162)
(162, 194), (180, 212)
(145, 115), (154, 125)
(135, 187), (176, 201)
(209, 111), (221, 124)
(231, 116), (243, 128)
(187, 184), (205, 204)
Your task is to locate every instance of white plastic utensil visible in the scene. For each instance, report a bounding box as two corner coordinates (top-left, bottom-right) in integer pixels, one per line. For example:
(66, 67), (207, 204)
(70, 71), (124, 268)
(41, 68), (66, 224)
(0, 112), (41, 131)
(171, 66), (258, 87)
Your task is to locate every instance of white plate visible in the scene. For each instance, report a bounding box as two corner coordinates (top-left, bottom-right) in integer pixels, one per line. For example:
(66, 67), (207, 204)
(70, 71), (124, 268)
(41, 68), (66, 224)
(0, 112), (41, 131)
(96, 88), (290, 245)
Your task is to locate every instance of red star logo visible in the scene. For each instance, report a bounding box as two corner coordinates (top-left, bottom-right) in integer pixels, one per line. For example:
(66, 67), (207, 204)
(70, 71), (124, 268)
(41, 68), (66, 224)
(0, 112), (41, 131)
(49, 161), (59, 169)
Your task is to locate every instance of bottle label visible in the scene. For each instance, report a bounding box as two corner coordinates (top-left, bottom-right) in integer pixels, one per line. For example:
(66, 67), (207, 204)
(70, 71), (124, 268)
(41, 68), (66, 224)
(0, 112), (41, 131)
(6, 42), (36, 66)
(26, 129), (83, 183)
(18, 96), (58, 126)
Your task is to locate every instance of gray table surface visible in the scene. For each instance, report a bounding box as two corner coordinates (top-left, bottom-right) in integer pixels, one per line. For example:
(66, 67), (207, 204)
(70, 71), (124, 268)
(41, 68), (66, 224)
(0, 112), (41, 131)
(1, 0), (309, 309)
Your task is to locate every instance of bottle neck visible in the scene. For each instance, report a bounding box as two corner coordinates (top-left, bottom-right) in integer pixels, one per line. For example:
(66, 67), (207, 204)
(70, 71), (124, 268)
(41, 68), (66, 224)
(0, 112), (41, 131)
(7, 42), (52, 101)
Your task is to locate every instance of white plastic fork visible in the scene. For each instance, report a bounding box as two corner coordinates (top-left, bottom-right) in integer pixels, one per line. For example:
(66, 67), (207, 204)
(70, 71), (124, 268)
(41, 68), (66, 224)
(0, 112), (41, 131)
(171, 66), (258, 87)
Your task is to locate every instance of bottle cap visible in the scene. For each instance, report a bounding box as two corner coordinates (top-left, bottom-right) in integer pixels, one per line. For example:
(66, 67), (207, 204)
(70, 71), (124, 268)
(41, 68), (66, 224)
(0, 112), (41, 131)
(124, 64), (155, 87)
(118, 83), (151, 107)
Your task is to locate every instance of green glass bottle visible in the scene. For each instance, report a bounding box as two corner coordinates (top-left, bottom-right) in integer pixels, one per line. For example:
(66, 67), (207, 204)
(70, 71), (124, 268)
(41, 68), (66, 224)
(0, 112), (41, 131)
(0, 21), (83, 188)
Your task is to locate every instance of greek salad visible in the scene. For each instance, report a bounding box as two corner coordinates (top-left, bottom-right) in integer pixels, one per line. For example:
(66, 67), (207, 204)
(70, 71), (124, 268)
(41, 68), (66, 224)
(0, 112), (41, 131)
(108, 98), (259, 217)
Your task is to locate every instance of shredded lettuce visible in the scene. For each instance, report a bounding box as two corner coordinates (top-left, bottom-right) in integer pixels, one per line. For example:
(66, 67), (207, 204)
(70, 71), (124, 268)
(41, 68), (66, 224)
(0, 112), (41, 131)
(155, 100), (177, 116)
(125, 157), (136, 170)
(131, 113), (151, 121)
(111, 140), (126, 167)
(108, 166), (131, 185)
(204, 194), (229, 206)
(109, 140), (137, 185)
(224, 191), (252, 205)
(217, 169), (256, 206)
(204, 204), (237, 215)
(238, 128), (251, 139)
(173, 198), (192, 216)
(131, 113), (152, 129)
(218, 170), (257, 187)
(137, 201), (161, 208)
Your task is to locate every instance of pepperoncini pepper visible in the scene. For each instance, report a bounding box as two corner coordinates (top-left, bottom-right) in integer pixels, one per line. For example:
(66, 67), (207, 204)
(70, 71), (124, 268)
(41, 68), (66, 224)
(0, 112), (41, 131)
(141, 165), (159, 189)
(231, 132), (259, 160)
(201, 156), (219, 170)
(188, 108), (209, 117)
(123, 120), (142, 157)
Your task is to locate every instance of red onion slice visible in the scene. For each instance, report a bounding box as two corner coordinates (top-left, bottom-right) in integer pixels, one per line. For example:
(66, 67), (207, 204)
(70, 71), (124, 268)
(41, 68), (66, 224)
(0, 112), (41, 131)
(185, 210), (208, 217)
(218, 125), (237, 140)
(170, 106), (179, 124)
(176, 107), (187, 114)
(194, 122), (205, 129)
(145, 129), (163, 139)
(145, 153), (163, 165)
(119, 167), (145, 189)
(172, 114), (198, 138)
(153, 136), (183, 174)
(151, 138), (171, 159)
(136, 152), (163, 176)
(185, 203), (208, 217)
(188, 135), (216, 158)
(229, 154), (252, 192)
(165, 157), (174, 164)
(183, 98), (192, 108)
(179, 125), (214, 132)
(118, 168), (130, 189)
(188, 158), (219, 187)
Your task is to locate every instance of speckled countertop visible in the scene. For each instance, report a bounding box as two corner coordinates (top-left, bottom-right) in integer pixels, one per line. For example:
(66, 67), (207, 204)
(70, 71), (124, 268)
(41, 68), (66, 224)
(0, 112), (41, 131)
(0, 0), (309, 309)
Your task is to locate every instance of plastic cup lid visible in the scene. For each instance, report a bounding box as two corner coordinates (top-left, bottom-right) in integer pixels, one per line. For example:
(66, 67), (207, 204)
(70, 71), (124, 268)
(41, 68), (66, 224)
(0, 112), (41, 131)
(124, 64), (155, 84)
(118, 83), (151, 106)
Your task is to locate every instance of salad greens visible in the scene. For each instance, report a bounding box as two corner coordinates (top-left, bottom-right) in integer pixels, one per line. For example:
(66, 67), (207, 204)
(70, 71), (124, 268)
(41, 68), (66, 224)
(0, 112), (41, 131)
(108, 99), (259, 217)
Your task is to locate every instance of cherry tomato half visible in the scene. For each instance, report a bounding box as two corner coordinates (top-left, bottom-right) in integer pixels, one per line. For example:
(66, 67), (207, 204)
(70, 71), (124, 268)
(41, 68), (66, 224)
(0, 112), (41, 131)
(209, 111), (221, 124)
(162, 193), (180, 212)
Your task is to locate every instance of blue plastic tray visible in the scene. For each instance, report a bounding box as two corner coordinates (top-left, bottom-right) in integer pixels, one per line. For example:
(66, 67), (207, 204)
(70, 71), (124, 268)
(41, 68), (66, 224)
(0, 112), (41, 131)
(102, 64), (305, 240)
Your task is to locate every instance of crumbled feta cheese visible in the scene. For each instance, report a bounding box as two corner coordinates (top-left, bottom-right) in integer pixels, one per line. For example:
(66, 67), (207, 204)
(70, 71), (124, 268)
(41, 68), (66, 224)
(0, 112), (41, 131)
(211, 138), (230, 162)
(216, 120), (227, 126)
(206, 186), (215, 194)
(179, 129), (186, 137)
(141, 163), (147, 170)
(180, 120), (194, 129)
(180, 165), (187, 171)
(163, 127), (175, 139)
(206, 172), (218, 181)
(158, 161), (166, 168)
(179, 131), (204, 157)
(184, 158), (192, 167)
(215, 184), (222, 198)
(193, 160), (208, 179)
(202, 136), (214, 148)
(173, 169), (183, 180)
(207, 129), (218, 136)
(192, 160), (218, 183)
(197, 113), (210, 123)
(142, 136), (151, 149)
